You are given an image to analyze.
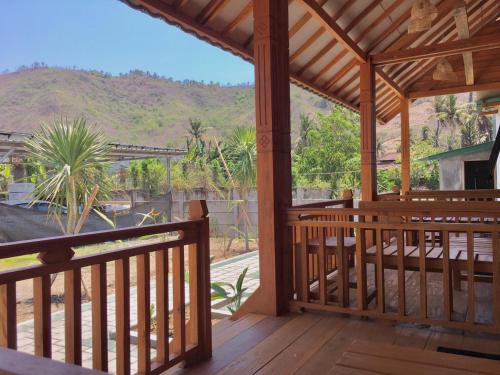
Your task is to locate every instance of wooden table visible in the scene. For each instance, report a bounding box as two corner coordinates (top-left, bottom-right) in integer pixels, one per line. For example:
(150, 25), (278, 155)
(333, 340), (500, 374)
(0, 347), (105, 375)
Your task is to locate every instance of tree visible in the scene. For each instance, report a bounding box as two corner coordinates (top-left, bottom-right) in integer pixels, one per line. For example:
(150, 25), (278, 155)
(296, 113), (314, 152)
(222, 127), (257, 252)
(376, 136), (387, 158)
(26, 118), (111, 234)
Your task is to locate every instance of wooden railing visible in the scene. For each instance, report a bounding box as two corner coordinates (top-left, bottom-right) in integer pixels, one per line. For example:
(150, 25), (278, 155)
(380, 189), (500, 202)
(287, 205), (500, 333)
(0, 200), (212, 375)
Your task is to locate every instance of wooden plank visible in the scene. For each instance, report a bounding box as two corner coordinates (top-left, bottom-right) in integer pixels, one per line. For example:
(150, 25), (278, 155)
(217, 314), (321, 374)
(318, 228), (327, 305)
(185, 315), (292, 375)
(372, 33), (500, 66)
(91, 263), (107, 372)
(347, 340), (500, 374)
(64, 269), (82, 365)
(115, 258), (130, 375)
(337, 351), (475, 374)
(33, 275), (51, 358)
(212, 314), (267, 349)
(337, 230), (349, 307)
(296, 0), (367, 63)
(493, 231), (500, 329)
(375, 229), (385, 313)
(172, 245), (186, 356)
(155, 249), (169, 364)
(257, 315), (348, 375)
(454, 4), (474, 85)
(0, 282), (16, 349)
(136, 254), (151, 374)
(442, 231), (452, 321)
(0, 347), (104, 375)
(397, 230), (405, 316)
(355, 228), (368, 309)
(408, 81), (500, 99)
(418, 230), (427, 320)
(300, 227), (309, 303)
(187, 243), (199, 347)
(467, 231), (475, 324)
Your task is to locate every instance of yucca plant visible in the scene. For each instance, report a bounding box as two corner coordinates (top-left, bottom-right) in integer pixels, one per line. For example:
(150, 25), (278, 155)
(26, 117), (112, 234)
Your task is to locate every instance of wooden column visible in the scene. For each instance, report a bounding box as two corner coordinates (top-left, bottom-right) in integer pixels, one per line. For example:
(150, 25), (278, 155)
(239, 0), (292, 316)
(360, 61), (377, 201)
(400, 97), (411, 193)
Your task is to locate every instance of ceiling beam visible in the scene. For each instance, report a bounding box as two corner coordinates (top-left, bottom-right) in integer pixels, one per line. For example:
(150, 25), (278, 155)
(408, 81), (500, 98)
(371, 33), (500, 66)
(297, 0), (367, 63)
(453, 3), (474, 85)
(376, 68), (406, 98)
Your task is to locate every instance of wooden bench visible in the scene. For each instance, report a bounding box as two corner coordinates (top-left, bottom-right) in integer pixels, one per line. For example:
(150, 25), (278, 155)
(334, 340), (500, 374)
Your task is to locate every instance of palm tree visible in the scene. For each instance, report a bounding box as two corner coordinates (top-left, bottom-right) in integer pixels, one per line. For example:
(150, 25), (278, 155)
(223, 127), (256, 252)
(26, 118), (111, 234)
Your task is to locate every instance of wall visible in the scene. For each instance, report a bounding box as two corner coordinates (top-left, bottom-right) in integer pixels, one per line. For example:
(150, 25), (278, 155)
(439, 150), (491, 190)
(170, 188), (333, 237)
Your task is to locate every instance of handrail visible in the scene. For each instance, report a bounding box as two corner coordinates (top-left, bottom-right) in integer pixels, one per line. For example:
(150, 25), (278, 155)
(287, 206), (500, 333)
(0, 200), (212, 375)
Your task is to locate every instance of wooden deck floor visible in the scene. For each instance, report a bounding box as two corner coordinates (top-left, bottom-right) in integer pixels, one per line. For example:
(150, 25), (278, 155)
(167, 310), (500, 375)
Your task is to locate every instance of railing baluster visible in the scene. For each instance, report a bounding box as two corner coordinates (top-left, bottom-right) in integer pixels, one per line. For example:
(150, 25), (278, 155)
(375, 229), (384, 314)
(442, 231), (452, 321)
(466, 231), (475, 324)
(355, 228), (367, 310)
(115, 258), (130, 375)
(172, 246), (186, 356)
(397, 230), (405, 316)
(155, 249), (169, 364)
(33, 275), (51, 358)
(318, 228), (327, 305)
(91, 263), (107, 372)
(337, 229), (348, 307)
(188, 242), (199, 346)
(300, 227), (309, 303)
(493, 231), (500, 330)
(0, 282), (16, 349)
(419, 230), (427, 320)
(64, 269), (82, 365)
(137, 254), (151, 374)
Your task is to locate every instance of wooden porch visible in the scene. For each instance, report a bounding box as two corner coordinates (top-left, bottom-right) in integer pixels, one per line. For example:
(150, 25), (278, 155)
(168, 310), (500, 374)
(2, 0), (500, 374)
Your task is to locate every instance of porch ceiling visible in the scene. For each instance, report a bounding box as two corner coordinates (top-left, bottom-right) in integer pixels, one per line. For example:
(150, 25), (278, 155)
(122, 0), (500, 123)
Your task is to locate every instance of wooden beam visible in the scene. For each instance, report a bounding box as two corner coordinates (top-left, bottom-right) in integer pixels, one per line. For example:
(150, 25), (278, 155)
(196, 0), (230, 25)
(360, 61), (377, 201)
(454, 3), (474, 85)
(372, 34), (500, 66)
(400, 97), (410, 193)
(376, 68), (406, 98)
(222, 2), (252, 34)
(297, 0), (367, 63)
(408, 81), (500, 98)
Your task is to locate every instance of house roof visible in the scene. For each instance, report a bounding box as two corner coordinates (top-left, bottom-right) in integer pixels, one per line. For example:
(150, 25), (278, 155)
(122, 0), (500, 123)
(421, 140), (494, 161)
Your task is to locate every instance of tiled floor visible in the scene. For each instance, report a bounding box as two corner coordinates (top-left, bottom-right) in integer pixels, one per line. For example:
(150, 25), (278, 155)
(15, 251), (260, 373)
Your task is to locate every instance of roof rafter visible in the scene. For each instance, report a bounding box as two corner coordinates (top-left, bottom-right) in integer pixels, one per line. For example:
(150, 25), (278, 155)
(296, 0), (367, 63)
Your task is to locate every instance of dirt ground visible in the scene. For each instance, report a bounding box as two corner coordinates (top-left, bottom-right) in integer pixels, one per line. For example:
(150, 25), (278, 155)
(13, 237), (257, 323)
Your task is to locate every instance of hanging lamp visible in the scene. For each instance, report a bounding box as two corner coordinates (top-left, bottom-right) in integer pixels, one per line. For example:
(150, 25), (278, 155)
(433, 58), (457, 81)
(408, 0), (439, 33)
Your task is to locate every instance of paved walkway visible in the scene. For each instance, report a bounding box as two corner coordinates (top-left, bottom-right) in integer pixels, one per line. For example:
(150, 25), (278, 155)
(16, 251), (260, 373)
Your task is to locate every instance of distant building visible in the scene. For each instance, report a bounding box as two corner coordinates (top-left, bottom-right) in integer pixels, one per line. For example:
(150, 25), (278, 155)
(423, 141), (495, 190)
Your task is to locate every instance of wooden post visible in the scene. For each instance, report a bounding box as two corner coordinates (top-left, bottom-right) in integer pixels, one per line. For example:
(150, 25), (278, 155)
(400, 97), (411, 193)
(360, 60), (377, 201)
(252, 0), (292, 316)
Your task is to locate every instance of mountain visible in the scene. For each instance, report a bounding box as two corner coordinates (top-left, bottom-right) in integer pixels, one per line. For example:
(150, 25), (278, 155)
(0, 67), (331, 147)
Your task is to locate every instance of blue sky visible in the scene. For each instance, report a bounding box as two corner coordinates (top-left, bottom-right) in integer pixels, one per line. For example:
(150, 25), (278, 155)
(0, 0), (254, 84)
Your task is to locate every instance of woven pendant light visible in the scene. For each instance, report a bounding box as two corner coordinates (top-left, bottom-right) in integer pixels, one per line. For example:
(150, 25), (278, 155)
(433, 59), (457, 81)
(408, 0), (439, 33)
